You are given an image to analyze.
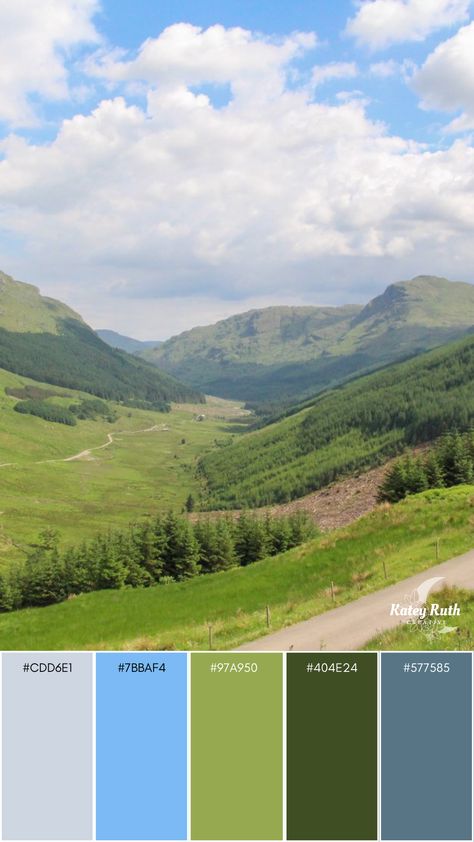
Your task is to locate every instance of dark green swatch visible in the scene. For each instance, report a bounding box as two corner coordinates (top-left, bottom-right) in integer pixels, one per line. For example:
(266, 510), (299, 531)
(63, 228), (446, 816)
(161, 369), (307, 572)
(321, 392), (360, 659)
(287, 653), (377, 840)
(191, 653), (283, 840)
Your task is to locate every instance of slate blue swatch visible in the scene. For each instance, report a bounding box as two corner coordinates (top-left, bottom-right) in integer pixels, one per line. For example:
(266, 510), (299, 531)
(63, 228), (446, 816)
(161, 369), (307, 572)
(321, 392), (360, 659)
(381, 652), (472, 841)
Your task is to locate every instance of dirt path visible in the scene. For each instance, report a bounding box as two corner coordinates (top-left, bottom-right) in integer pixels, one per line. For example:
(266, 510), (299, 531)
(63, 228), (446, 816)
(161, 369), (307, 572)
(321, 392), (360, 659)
(238, 549), (474, 651)
(0, 424), (167, 469)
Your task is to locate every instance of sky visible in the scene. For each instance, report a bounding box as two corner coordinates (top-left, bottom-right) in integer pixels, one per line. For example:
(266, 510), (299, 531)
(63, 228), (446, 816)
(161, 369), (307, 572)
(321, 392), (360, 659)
(0, 1), (474, 339)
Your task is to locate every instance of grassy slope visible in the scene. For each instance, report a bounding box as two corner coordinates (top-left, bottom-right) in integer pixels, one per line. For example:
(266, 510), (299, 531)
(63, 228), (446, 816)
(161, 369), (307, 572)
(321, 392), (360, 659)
(0, 270), (82, 333)
(144, 277), (474, 403)
(200, 333), (474, 508)
(0, 486), (472, 650)
(0, 368), (241, 563)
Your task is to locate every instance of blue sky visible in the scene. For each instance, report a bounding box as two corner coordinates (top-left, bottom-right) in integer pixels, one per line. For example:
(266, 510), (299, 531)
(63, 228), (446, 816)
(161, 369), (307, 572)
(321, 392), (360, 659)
(0, 0), (473, 337)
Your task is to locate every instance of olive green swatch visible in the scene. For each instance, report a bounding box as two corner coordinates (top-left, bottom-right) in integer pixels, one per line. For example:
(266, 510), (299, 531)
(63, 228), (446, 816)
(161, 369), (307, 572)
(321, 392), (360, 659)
(191, 653), (283, 840)
(287, 653), (377, 840)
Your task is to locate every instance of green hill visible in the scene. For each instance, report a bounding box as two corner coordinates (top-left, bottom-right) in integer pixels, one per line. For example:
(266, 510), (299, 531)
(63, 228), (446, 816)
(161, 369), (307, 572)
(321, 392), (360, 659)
(0, 485), (471, 650)
(96, 329), (162, 354)
(199, 333), (474, 508)
(0, 271), (201, 406)
(143, 276), (474, 407)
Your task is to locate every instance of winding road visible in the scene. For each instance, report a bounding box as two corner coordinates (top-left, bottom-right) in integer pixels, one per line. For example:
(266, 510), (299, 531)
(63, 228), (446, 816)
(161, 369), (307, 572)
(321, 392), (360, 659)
(0, 424), (168, 469)
(237, 548), (474, 651)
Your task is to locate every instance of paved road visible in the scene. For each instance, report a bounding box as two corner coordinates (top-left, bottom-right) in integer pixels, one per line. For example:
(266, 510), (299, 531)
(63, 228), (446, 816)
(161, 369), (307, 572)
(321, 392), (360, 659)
(238, 549), (474, 651)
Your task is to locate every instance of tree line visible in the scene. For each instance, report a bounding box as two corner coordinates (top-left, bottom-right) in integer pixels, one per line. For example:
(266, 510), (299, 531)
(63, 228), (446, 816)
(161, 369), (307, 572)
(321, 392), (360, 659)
(379, 431), (474, 502)
(0, 511), (315, 612)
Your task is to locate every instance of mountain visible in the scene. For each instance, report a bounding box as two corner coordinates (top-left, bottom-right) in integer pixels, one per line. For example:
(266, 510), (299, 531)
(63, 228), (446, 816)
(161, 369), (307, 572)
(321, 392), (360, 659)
(0, 271), (202, 407)
(142, 276), (474, 408)
(96, 329), (162, 354)
(199, 331), (474, 508)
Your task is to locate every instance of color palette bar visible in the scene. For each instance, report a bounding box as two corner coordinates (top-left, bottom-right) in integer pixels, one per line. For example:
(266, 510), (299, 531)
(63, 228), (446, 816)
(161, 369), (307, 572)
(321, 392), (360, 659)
(191, 653), (283, 840)
(1, 651), (474, 841)
(287, 653), (377, 841)
(96, 652), (187, 841)
(381, 652), (472, 841)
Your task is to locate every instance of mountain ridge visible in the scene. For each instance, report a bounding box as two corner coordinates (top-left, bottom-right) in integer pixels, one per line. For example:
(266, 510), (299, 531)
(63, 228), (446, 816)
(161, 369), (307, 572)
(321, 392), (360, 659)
(141, 275), (474, 406)
(0, 270), (203, 407)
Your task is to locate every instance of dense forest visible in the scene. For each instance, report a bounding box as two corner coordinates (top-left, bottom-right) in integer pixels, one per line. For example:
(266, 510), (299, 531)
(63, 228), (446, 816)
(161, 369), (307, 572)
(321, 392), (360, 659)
(0, 511), (315, 612)
(199, 334), (474, 508)
(0, 319), (203, 408)
(379, 431), (474, 502)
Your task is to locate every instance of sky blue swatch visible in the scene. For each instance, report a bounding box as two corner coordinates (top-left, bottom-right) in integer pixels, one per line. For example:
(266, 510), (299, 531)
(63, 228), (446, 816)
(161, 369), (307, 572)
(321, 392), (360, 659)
(381, 652), (472, 841)
(96, 652), (187, 840)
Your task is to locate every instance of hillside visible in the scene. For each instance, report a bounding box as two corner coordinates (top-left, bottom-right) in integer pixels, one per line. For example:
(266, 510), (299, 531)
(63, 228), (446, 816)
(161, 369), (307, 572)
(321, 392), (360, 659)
(0, 271), (201, 406)
(199, 333), (474, 508)
(0, 367), (242, 565)
(96, 329), (162, 354)
(143, 276), (474, 406)
(0, 485), (472, 650)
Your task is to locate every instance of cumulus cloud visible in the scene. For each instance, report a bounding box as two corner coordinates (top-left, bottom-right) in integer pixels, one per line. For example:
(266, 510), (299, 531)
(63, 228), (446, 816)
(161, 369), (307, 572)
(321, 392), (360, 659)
(86, 22), (317, 101)
(311, 62), (358, 86)
(346, 0), (470, 50)
(0, 21), (474, 335)
(413, 22), (474, 130)
(0, 0), (101, 127)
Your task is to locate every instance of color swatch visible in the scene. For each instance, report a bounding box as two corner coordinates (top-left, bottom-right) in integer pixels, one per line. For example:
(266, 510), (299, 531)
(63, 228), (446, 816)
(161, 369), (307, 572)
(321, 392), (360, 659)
(96, 652), (187, 841)
(287, 652), (377, 840)
(2, 653), (93, 841)
(381, 652), (472, 841)
(190, 653), (283, 840)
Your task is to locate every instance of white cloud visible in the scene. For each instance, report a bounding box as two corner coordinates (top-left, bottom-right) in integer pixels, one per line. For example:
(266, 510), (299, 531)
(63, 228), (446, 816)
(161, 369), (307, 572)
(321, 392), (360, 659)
(0, 0), (100, 126)
(1, 22), (474, 336)
(413, 22), (474, 130)
(87, 22), (317, 101)
(346, 0), (470, 50)
(370, 59), (400, 77)
(311, 62), (358, 86)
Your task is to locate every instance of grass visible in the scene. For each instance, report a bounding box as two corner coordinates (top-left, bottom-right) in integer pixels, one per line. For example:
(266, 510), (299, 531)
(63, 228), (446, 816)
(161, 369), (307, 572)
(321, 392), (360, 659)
(0, 367), (245, 564)
(365, 586), (474, 651)
(0, 485), (473, 650)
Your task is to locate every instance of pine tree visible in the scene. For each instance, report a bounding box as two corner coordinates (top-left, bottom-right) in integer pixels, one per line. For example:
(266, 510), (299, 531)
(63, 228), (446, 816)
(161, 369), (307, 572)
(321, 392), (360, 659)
(424, 451), (445, 488)
(94, 533), (128, 590)
(235, 514), (269, 566)
(163, 513), (200, 580)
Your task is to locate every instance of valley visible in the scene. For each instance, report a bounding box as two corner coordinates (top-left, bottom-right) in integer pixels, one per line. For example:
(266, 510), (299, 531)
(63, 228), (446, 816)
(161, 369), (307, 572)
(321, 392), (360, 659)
(0, 366), (244, 564)
(1, 270), (474, 652)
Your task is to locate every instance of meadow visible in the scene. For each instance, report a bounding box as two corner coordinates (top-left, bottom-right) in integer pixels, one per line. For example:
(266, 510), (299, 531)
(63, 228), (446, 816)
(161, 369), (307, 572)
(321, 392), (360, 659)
(0, 367), (245, 564)
(0, 486), (473, 650)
